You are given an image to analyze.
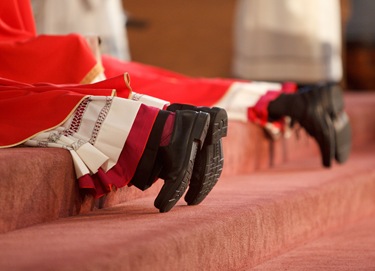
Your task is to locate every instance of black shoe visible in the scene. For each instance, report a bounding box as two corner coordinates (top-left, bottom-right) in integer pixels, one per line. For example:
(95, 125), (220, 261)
(321, 84), (352, 164)
(130, 110), (170, 191)
(154, 110), (210, 212)
(167, 104), (228, 205)
(297, 87), (335, 167)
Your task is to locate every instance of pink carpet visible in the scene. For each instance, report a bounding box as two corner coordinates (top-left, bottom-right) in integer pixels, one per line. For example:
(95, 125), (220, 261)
(0, 115), (317, 234)
(0, 92), (374, 270)
(0, 147), (374, 270)
(250, 215), (375, 270)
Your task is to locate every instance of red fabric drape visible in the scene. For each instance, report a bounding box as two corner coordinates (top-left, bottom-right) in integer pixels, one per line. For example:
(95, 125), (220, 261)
(0, 0), (36, 42)
(102, 55), (237, 106)
(0, 34), (99, 84)
(0, 0), (99, 84)
(0, 74), (132, 148)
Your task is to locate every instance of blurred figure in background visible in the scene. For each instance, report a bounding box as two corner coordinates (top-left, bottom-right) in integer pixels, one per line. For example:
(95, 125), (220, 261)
(31, 0), (131, 61)
(232, 0), (343, 85)
(230, 0), (350, 168)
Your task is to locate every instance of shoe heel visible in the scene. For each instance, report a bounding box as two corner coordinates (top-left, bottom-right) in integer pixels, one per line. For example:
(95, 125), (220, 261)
(329, 85), (345, 116)
(205, 107), (228, 145)
(334, 111), (351, 163)
(192, 112), (210, 149)
(327, 85), (352, 164)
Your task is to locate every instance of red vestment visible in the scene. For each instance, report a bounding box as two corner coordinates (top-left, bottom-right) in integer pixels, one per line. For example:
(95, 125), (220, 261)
(0, 0), (297, 197)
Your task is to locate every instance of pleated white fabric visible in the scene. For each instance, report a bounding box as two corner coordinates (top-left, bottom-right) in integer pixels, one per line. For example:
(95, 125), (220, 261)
(24, 96), (141, 178)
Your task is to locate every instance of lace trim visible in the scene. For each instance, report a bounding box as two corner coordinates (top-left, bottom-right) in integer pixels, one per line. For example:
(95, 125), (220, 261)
(36, 141), (49, 148)
(33, 97), (113, 148)
(65, 97), (91, 136)
(71, 139), (86, 150)
(48, 131), (62, 142)
(131, 93), (143, 101)
(89, 97), (113, 145)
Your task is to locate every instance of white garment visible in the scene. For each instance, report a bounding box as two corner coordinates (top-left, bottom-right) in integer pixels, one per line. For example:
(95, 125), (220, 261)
(214, 81), (281, 122)
(31, 0), (131, 61)
(214, 81), (284, 139)
(24, 96), (141, 178)
(232, 0), (343, 83)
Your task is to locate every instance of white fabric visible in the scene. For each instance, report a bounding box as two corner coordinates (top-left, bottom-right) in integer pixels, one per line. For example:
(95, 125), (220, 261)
(214, 81), (282, 122)
(69, 149), (91, 177)
(232, 0), (343, 83)
(92, 97), (140, 171)
(31, 0), (130, 61)
(24, 96), (141, 178)
(129, 92), (170, 109)
(24, 133), (105, 177)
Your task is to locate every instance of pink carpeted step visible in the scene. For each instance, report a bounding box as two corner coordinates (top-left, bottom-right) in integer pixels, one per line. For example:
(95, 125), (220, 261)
(0, 111), (316, 234)
(344, 92), (375, 149)
(0, 146), (374, 271)
(0, 147), (162, 234)
(249, 215), (375, 270)
(0, 122), (319, 234)
(0, 92), (374, 234)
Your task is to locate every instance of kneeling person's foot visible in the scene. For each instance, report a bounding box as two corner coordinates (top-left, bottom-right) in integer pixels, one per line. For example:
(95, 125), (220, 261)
(298, 86), (335, 167)
(321, 84), (352, 164)
(268, 88), (335, 167)
(167, 104), (228, 205)
(154, 110), (210, 212)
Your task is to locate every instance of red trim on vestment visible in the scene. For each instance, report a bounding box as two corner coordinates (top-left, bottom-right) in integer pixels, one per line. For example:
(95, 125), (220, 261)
(78, 104), (159, 197)
(247, 91), (282, 126)
(247, 83), (297, 127)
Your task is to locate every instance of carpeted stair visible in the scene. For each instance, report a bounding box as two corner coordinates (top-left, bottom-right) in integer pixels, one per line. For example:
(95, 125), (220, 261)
(250, 215), (375, 271)
(0, 92), (374, 270)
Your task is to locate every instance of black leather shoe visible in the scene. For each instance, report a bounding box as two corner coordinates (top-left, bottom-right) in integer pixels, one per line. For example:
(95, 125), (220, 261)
(129, 110), (170, 191)
(154, 110), (210, 212)
(297, 87), (335, 167)
(322, 84), (352, 164)
(167, 104), (228, 205)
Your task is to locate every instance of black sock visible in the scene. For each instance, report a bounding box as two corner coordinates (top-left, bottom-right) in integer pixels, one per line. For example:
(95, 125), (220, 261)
(268, 93), (305, 121)
(130, 110), (170, 191)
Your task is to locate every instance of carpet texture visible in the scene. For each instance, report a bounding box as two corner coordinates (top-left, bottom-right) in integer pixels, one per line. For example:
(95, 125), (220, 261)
(0, 119), (316, 234)
(250, 215), (375, 270)
(0, 148), (80, 233)
(0, 147), (374, 271)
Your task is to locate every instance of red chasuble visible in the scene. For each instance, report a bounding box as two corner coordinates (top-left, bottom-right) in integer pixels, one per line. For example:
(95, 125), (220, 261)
(0, 74), (132, 148)
(0, 0), (101, 84)
(102, 55), (237, 106)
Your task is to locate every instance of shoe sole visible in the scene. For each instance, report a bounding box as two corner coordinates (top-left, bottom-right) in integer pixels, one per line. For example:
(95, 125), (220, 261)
(154, 112), (210, 213)
(328, 85), (352, 164)
(184, 107), (228, 205)
(167, 104), (228, 205)
(185, 139), (224, 205)
(303, 88), (335, 168)
(321, 112), (335, 167)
